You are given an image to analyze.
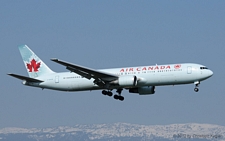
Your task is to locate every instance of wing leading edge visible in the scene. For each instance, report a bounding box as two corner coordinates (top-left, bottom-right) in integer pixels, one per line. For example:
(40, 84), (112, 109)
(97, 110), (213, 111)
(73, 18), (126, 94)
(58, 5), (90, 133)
(51, 58), (118, 86)
(8, 73), (44, 82)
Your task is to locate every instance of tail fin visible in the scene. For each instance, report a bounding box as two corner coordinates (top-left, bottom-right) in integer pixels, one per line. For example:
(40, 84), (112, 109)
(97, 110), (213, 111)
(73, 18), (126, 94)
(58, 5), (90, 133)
(18, 45), (54, 78)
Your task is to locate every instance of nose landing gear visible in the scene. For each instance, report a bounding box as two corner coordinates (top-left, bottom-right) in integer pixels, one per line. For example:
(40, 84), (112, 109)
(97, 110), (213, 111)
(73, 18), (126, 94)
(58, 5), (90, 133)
(194, 81), (200, 92)
(194, 87), (199, 92)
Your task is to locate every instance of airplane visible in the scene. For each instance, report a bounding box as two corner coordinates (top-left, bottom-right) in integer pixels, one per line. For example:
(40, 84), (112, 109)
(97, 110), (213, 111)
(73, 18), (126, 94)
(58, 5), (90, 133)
(8, 45), (213, 101)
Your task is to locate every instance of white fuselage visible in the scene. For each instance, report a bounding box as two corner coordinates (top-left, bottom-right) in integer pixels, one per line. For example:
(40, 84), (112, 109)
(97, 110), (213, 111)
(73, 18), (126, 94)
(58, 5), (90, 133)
(24, 63), (213, 92)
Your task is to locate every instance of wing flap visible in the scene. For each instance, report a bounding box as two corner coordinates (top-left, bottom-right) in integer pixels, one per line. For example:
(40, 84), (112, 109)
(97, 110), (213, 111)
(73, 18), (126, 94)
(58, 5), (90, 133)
(51, 58), (118, 82)
(66, 66), (92, 79)
(8, 73), (44, 82)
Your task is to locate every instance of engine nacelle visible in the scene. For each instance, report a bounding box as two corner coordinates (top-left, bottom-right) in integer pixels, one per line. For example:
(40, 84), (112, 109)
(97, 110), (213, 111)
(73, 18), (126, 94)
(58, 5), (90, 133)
(129, 86), (155, 95)
(118, 75), (137, 87)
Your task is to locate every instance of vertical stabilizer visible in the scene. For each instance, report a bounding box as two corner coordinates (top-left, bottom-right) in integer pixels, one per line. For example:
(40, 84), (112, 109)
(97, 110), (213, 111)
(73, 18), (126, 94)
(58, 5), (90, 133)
(18, 45), (54, 78)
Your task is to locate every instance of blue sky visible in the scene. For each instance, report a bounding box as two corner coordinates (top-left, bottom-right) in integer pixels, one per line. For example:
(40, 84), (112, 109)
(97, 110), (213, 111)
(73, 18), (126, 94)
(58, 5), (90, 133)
(0, 1), (224, 128)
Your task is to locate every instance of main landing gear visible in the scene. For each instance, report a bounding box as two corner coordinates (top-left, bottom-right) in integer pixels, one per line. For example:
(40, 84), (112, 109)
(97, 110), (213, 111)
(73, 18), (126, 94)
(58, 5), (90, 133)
(114, 89), (124, 101)
(194, 81), (200, 92)
(102, 90), (113, 96)
(102, 89), (124, 101)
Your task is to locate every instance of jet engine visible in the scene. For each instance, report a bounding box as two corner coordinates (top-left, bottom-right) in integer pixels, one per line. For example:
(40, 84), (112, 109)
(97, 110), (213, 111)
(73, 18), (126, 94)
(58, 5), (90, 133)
(129, 86), (155, 95)
(111, 75), (137, 87)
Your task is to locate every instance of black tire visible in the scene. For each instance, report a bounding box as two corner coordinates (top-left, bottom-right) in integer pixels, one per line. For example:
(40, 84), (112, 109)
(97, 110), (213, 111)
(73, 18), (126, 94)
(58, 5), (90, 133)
(107, 92), (113, 97)
(119, 96), (124, 101)
(114, 95), (118, 100)
(102, 90), (107, 95)
(194, 88), (199, 92)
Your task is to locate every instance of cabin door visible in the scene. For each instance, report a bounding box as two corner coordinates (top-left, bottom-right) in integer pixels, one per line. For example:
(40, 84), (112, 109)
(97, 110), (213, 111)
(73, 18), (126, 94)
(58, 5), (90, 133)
(55, 76), (59, 83)
(187, 66), (192, 74)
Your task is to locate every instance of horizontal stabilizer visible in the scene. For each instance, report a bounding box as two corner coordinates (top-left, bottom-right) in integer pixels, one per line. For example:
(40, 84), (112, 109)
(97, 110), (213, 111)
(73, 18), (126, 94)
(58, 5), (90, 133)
(8, 73), (44, 82)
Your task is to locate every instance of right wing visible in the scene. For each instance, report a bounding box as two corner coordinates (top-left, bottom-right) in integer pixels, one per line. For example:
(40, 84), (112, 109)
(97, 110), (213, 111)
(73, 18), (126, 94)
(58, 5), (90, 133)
(8, 73), (44, 82)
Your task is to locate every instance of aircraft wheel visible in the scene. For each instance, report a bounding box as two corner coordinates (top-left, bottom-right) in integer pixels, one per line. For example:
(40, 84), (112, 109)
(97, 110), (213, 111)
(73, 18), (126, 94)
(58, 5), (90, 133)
(194, 88), (199, 92)
(114, 95), (124, 101)
(107, 92), (113, 97)
(114, 95), (119, 100)
(119, 96), (124, 101)
(102, 90), (107, 95)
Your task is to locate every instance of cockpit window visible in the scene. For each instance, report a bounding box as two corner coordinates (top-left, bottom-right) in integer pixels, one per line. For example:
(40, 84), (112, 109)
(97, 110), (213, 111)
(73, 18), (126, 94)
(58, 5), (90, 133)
(200, 67), (208, 69)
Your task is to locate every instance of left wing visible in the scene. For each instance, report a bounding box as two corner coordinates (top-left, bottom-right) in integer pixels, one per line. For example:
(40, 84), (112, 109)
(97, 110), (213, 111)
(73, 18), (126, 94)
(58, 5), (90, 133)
(51, 58), (118, 86)
(8, 73), (44, 82)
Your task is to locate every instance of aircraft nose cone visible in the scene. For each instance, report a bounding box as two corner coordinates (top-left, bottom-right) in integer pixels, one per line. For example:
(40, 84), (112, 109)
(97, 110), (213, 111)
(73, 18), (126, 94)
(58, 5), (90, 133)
(209, 70), (213, 77)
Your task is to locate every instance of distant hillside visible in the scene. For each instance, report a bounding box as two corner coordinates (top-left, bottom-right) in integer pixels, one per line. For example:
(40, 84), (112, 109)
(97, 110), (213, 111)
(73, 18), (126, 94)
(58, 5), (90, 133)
(0, 123), (224, 141)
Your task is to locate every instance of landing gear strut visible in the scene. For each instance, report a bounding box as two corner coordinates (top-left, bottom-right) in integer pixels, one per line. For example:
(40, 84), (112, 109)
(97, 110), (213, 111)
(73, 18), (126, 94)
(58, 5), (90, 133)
(114, 89), (124, 101)
(194, 81), (200, 92)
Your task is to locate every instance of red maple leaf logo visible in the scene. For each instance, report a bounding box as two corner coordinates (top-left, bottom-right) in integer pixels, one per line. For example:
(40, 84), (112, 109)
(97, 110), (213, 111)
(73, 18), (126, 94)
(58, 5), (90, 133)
(27, 59), (41, 72)
(174, 64), (181, 69)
